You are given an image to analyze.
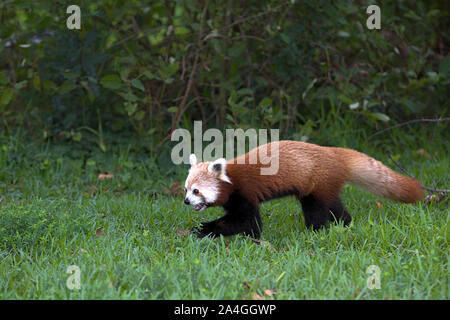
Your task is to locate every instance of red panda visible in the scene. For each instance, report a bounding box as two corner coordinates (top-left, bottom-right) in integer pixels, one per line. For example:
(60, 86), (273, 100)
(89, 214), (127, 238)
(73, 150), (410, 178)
(183, 140), (424, 238)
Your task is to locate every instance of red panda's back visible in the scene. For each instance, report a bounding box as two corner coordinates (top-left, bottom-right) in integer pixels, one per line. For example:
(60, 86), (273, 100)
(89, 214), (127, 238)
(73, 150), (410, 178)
(226, 141), (347, 204)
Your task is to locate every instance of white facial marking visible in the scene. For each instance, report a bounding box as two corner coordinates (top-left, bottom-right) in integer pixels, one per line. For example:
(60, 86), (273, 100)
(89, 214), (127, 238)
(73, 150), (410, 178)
(185, 183), (218, 204)
(197, 185), (218, 204)
(184, 157), (230, 211)
(185, 190), (202, 205)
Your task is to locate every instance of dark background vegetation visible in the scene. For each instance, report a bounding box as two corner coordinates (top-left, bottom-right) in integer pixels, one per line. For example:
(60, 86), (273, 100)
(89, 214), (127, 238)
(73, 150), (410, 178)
(0, 0), (448, 172)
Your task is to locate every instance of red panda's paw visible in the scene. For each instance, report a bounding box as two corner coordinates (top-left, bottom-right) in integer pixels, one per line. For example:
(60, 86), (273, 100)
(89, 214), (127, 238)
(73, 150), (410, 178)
(190, 225), (215, 238)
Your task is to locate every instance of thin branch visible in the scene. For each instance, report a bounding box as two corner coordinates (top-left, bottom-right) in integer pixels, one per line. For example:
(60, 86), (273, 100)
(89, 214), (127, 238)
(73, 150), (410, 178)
(170, 5), (208, 133)
(367, 118), (450, 140)
(224, 3), (287, 30)
(192, 84), (207, 125)
(387, 154), (413, 177)
(388, 154), (450, 194)
(422, 186), (450, 194)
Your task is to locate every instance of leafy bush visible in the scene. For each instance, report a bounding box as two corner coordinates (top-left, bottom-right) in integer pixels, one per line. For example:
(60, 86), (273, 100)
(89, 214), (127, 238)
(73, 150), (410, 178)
(0, 1), (448, 152)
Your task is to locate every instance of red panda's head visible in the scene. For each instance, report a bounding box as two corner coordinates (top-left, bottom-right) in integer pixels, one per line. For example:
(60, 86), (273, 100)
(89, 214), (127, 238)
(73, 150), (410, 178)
(184, 154), (232, 211)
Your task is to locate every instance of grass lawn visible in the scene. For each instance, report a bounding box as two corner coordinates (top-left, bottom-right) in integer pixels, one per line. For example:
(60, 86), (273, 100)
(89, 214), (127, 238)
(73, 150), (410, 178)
(0, 127), (448, 299)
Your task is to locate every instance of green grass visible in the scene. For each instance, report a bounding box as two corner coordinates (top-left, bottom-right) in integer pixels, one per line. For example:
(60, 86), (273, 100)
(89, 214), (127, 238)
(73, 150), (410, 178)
(0, 125), (448, 299)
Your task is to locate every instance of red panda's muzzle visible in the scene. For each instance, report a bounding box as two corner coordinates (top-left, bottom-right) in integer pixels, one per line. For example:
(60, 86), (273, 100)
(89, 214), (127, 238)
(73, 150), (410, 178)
(193, 203), (207, 211)
(185, 197), (210, 212)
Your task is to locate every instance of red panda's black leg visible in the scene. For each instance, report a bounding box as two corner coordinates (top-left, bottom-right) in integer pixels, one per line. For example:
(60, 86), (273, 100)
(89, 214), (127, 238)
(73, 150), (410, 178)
(191, 211), (262, 239)
(299, 195), (332, 231)
(191, 193), (263, 239)
(329, 198), (352, 226)
(299, 196), (351, 230)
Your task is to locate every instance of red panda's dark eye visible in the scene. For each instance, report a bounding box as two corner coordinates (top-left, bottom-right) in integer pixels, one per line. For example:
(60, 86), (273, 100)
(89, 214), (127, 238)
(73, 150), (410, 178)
(193, 189), (199, 195)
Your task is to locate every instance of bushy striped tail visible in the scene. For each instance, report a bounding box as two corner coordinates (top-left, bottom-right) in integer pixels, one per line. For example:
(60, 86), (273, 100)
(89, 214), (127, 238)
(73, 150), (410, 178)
(344, 150), (424, 203)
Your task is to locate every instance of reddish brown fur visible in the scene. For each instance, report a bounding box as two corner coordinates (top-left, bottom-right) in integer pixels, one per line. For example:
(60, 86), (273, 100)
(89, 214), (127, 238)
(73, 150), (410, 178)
(216, 141), (424, 206)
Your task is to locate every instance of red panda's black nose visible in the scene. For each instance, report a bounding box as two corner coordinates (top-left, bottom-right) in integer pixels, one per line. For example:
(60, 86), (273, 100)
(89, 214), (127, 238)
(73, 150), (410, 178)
(184, 198), (190, 205)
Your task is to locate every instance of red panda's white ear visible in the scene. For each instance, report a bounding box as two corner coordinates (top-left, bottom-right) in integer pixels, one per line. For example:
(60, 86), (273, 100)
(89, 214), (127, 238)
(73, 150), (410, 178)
(208, 158), (226, 174)
(208, 158), (232, 184)
(189, 154), (197, 166)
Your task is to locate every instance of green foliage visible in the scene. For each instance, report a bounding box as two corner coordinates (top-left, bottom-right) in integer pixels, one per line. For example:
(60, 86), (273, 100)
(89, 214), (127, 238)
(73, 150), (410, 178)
(0, 1), (448, 153)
